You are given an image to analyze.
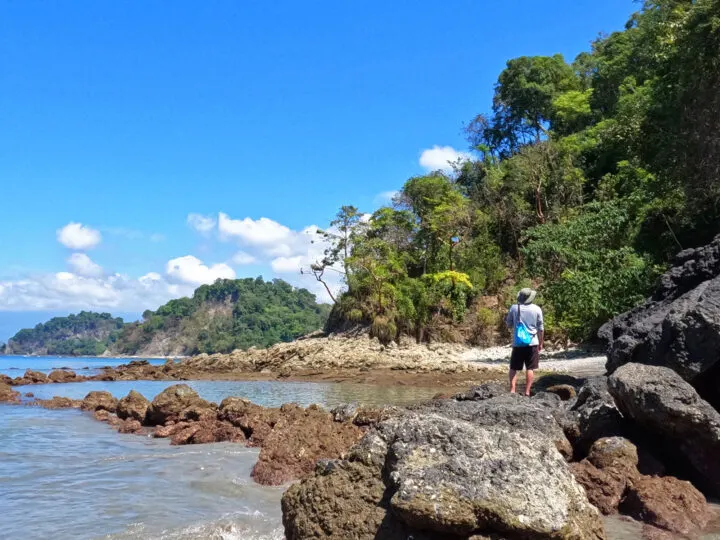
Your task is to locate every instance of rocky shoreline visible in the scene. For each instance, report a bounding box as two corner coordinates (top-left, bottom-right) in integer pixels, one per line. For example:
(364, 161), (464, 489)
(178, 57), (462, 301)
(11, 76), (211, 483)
(2, 236), (719, 538)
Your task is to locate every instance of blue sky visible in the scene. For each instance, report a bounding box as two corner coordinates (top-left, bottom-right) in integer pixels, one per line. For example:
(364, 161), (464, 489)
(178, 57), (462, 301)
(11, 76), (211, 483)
(0, 0), (637, 339)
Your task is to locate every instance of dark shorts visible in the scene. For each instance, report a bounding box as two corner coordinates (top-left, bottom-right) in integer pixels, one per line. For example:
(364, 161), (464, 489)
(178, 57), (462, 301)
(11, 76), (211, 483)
(510, 346), (539, 371)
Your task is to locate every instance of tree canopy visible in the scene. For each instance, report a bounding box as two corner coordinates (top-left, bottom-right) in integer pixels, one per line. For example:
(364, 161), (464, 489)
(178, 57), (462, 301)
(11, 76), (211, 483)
(326, 0), (720, 343)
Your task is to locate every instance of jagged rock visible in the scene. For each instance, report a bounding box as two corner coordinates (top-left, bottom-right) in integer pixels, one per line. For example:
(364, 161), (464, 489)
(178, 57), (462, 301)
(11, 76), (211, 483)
(352, 405), (402, 427)
(0, 374), (13, 386)
(218, 397), (281, 445)
(0, 382), (20, 403)
(562, 377), (625, 457)
(620, 476), (710, 536)
(80, 391), (118, 412)
(23, 370), (49, 383)
(282, 413), (605, 539)
(116, 390), (151, 423)
(600, 235), (720, 408)
(608, 363), (720, 496)
(146, 384), (212, 425)
(251, 405), (363, 485)
(330, 403), (358, 423)
(94, 409), (111, 421)
(48, 369), (77, 383)
(169, 419), (245, 445)
(36, 396), (81, 409)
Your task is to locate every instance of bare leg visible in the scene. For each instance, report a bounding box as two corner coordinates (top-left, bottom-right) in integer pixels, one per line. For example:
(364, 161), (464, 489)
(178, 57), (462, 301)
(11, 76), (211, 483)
(509, 369), (519, 393)
(525, 370), (535, 396)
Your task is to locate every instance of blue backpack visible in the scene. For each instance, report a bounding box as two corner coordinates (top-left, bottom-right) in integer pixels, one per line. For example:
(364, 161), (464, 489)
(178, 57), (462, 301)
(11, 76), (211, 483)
(514, 303), (535, 346)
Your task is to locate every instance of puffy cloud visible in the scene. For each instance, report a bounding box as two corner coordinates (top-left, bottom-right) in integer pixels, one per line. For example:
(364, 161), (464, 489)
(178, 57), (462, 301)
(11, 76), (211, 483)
(231, 251), (257, 265)
(56, 222), (102, 250)
(0, 271), (192, 312)
(67, 253), (104, 278)
(187, 213), (217, 233)
(165, 255), (236, 286)
(271, 255), (305, 273)
(218, 213), (292, 246)
(419, 145), (472, 172)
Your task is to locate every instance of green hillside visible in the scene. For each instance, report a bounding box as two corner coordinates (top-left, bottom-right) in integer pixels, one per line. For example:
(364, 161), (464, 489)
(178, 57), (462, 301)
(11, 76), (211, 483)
(6, 311), (125, 355)
(113, 277), (331, 355)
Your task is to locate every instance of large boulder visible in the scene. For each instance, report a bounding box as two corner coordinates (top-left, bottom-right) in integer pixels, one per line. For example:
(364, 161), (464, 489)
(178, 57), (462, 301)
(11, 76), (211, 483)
(600, 235), (720, 408)
(608, 363), (720, 496)
(570, 437), (640, 515)
(80, 391), (118, 413)
(561, 377), (625, 457)
(282, 413), (605, 539)
(48, 369), (78, 383)
(619, 475), (710, 536)
(146, 384), (213, 425)
(168, 419), (246, 445)
(23, 370), (49, 384)
(417, 393), (574, 460)
(251, 404), (363, 485)
(116, 390), (151, 423)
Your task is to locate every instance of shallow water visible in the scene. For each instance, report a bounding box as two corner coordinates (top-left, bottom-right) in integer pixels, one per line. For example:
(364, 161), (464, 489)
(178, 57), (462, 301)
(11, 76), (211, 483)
(1, 356), (445, 539)
(0, 355), (166, 377)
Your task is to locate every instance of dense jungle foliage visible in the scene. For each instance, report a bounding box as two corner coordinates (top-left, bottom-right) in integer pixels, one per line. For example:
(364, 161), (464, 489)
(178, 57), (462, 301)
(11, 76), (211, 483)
(6, 311), (125, 355)
(113, 278), (330, 355)
(322, 0), (720, 343)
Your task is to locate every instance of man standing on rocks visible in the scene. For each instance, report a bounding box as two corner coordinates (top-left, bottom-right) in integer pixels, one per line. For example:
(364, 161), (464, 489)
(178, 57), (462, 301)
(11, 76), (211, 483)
(505, 288), (544, 395)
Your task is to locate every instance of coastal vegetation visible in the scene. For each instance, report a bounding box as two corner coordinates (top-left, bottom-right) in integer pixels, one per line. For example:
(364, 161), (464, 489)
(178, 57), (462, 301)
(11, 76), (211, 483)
(323, 0), (720, 343)
(6, 278), (330, 356)
(5, 311), (124, 356)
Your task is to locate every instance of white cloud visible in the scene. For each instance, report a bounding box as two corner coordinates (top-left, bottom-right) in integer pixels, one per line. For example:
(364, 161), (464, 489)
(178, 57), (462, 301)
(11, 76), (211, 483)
(374, 190), (399, 205)
(231, 251), (257, 265)
(419, 145), (472, 172)
(271, 255), (305, 273)
(165, 255), (236, 286)
(56, 222), (102, 250)
(187, 213), (217, 233)
(67, 253), (104, 278)
(218, 213), (292, 246)
(0, 271), (192, 312)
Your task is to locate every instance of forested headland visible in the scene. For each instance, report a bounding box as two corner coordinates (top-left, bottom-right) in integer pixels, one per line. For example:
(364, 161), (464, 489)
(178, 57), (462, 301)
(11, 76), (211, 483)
(4, 278), (330, 356)
(318, 0), (720, 345)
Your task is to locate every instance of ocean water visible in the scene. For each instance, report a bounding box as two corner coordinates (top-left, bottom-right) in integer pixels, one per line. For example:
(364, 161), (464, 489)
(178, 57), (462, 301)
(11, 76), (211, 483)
(0, 355), (167, 377)
(0, 356), (443, 540)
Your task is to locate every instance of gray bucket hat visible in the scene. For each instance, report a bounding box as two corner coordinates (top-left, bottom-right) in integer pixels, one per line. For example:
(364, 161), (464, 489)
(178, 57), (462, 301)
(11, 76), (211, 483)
(517, 288), (537, 305)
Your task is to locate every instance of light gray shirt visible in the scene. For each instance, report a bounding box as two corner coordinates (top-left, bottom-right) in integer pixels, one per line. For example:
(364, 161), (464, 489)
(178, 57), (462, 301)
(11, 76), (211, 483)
(505, 303), (544, 347)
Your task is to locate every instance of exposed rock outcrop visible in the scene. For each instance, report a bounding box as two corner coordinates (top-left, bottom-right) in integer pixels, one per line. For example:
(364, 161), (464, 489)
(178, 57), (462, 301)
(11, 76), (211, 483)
(0, 382), (20, 403)
(146, 384), (214, 425)
(620, 476), (710, 536)
(600, 235), (720, 408)
(48, 369), (78, 383)
(251, 404), (363, 485)
(608, 363), (720, 497)
(116, 390), (151, 423)
(80, 391), (118, 413)
(36, 396), (82, 409)
(282, 412), (605, 539)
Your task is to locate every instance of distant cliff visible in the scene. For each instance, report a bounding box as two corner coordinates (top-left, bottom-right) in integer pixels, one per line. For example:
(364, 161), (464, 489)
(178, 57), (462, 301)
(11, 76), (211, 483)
(6, 278), (330, 357)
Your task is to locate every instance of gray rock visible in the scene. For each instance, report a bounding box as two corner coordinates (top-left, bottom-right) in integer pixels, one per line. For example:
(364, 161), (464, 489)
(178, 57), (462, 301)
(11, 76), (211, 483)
(608, 363), (720, 496)
(416, 394), (573, 459)
(330, 403), (358, 423)
(282, 413), (606, 539)
(564, 377), (625, 456)
(600, 235), (720, 408)
(455, 382), (506, 401)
